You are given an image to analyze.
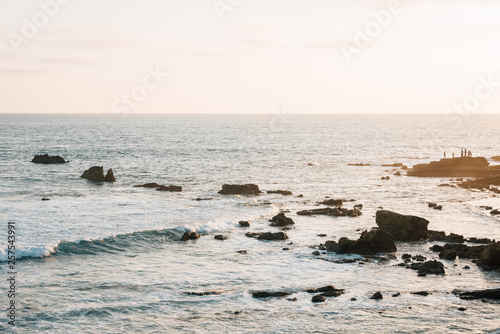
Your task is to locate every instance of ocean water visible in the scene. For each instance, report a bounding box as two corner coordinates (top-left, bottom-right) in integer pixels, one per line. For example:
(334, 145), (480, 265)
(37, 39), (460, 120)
(0, 113), (499, 333)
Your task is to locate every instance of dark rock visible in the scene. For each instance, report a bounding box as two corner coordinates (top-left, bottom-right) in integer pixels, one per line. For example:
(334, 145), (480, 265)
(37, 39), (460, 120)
(407, 156), (498, 178)
(214, 235), (226, 240)
(428, 231), (464, 243)
(318, 199), (343, 206)
(477, 242), (500, 270)
(312, 251), (320, 256)
(297, 207), (361, 217)
(218, 184), (260, 195)
(354, 204), (363, 209)
(466, 237), (494, 244)
(237, 250), (247, 254)
(394, 171), (402, 176)
(267, 190), (292, 196)
(428, 203), (437, 207)
(269, 213), (295, 227)
(463, 265), (470, 269)
(491, 209), (500, 215)
(282, 247), (290, 251)
(351, 298), (357, 301)
(415, 260), (445, 275)
(479, 206), (493, 210)
(32, 154), (67, 164)
(433, 205), (443, 210)
(312, 295), (326, 303)
(412, 291), (431, 296)
(392, 292), (401, 297)
(81, 166), (115, 182)
(134, 183), (161, 188)
(239, 221), (250, 227)
(458, 288), (500, 300)
(441, 243), (486, 259)
(41, 198), (50, 201)
(376, 210), (429, 241)
(252, 291), (292, 298)
(185, 291), (222, 296)
(245, 232), (261, 238)
(180, 232), (199, 241)
(256, 232), (289, 241)
(402, 254), (412, 259)
(194, 197), (214, 201)
(412, 254), (426, 262)
(327, 229), (396, 255)
(430, 245), (445, 252)
(317, 234), (327, 237)
(297, 194), (304, 197)
(306, 286), (345, 295)
(458, 307), (467, 311)
(370, 292), (383, 300)
(156, 185), (182, 192)
(439, 248), (457, 260)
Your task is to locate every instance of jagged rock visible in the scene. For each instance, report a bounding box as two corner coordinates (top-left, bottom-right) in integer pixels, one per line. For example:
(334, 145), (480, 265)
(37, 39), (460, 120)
(370, 292), (383, 299)
(306, 286), (345, 297)
(239, 221), (250, 227)
(252, 291), (292, 298)
(267, 190), (292, 196)
(218, 184), (260, 195)
(269, 213), (295, 227)
(256, 232), (289, 241)
(457, 288), (500, 300)
(32, 154), (67, 164)
(435, 243), (486, 259)
(325, 229), (396, 255)
(81, 166), (115, 182)
(297, 207), (361, 217)
(318, 199), (343, 206)
(180, 232), (199, 241)
(156, 185), (182, 192)
(477, 242), (500, 271)
(376, 210), (429, 241)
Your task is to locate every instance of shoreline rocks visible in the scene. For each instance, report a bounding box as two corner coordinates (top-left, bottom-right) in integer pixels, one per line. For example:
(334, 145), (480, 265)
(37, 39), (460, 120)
(297, 207), (361, 217)
(81, 166), (116, 182)
(218, 184), (261, 195)
(318, 199), (343, 206)
(325, 229), (396, 255)
(407, 156), (500, 178)
(477, 242), (500, 271)
(180, 232), (199, 241)
(376, 210), (429, 241)
(456, 288), (500, 300)
(269, 213), (295, 227)
(32, 154), (67, 164)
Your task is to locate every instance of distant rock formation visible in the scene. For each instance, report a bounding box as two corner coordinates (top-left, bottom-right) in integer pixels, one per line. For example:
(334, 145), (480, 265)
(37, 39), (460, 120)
(134, 183), (182, 192)
(297, 207), (361, 217)
(218, 184), (260, 195)
(407, 156), (500, 177)
(32, 154), (67, 164)
(376, 210), (429, 241)
(325, 229), (396, 255)
(81, 166), (116, 182)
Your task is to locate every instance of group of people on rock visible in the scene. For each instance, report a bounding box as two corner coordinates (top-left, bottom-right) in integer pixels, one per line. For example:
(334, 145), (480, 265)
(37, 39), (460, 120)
(443, 148), (472, 159)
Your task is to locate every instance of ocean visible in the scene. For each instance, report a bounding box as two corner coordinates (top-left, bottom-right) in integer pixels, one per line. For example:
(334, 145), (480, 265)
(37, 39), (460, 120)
(0, 113), (499, 333)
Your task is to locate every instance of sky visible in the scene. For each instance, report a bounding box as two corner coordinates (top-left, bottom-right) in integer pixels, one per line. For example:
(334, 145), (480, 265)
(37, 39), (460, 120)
(1, 0), (500, 114)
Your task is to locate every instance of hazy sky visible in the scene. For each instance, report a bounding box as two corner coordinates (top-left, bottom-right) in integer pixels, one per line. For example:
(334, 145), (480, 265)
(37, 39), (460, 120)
(1, 0), (500, 114)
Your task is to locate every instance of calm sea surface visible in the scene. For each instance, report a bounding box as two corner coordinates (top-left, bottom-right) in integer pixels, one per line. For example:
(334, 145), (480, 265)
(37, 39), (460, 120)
(0, 113), (499, 333)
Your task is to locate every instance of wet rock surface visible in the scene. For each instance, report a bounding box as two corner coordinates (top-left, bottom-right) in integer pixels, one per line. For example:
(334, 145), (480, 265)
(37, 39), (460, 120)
(218, 184), (261, 195)
(376, 210), (429, 241)
(32, 154), (67, 164)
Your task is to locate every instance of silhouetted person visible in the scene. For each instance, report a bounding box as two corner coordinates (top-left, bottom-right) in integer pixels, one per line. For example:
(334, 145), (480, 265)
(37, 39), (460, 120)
(444, 151), (446, 158)
(453, 153), (455, 158)
(469, 151), (472, 157)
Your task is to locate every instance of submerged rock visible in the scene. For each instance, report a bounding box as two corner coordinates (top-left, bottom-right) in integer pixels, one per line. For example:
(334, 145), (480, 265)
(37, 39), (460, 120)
(180, 232), (199, 241)
(252, 291), (292, 298)
(297, 207), (361, 217)
(311, 295), (326, 303)
(376, 210), (429, 241)
(134, 183), (161, 188)
(456, 288), (500, 300)
(428, 231), (464, 243)
(218, 184), (261, 195)
(306, 285), (345, 297)
(413, 260), (445, 276)
(318, 199), (343, 206)
(269, 213), (295, 227)
(267, 190), (293, 196)
(477, 242), (500, 271)
(257, 232), (289, 241)
(81, 166), (116, 182)
(325, 229), (396, 255)
(156, 185), (182, 192)
(32, 154), (67, 164)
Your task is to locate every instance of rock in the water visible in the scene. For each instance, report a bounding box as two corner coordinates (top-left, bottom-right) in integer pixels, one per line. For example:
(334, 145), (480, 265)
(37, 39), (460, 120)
(81, 166), (116, 182)
(325, 229), (396, 255)
(239, 221), (250, 227)
(428, 230), (464, 243)
(297, 207), (361, 217)
(306, 285), (345, 297)
(252, 291), (291, 298)
(414, 260), (445, 276)
(180, 232), (199, 241)
(218, 184), (260, 195)
(134, 183), (161, 188)
(214, 235), (227, 240)
(311, 295), (326, 303)
(269, 213), (295, 227)
(382, 163), (404, 167)
(156, 185), (182, 192)
(407, 156), (500, 178)
(477, 242), (500, 271)
(318, 199), (343, 206)
(41, 198), (50, 201)
(185, 291), (222, 296)
(256, 232), (289, 241)
(412, 291), (431, 296)
(491, 209), (500, 215)
(467, 237), (494, 244)
(376, 210), (429, 241)
(32, 154), (67, 164)
(457, 288), (500, 300)
(370, 292), (383, 299)
(431, 243), (485, 260)
(267, 190), (292, 196)
(439, 248), (457, 260)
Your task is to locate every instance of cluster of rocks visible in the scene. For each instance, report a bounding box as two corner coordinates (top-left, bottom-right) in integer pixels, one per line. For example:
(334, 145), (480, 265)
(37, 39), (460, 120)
(134, 183), (182, 192)
(407, 156), (500, 178)
(428, 203), (443, 210)
(307, 285), (345, 303)
(180, 232), (200, 241)
(81, 166), (116, 182)
(324, 229), (396, 255)
(269, 213), (295, 227)
(297, 207), (361, 217)
(32, 154), (67, 164)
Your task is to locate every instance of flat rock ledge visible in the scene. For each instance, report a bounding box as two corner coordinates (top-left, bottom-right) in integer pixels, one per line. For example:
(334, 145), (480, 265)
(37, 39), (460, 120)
(297, 207), (361, 217)
(218, 184), (261, 195)
(32, 154), (67, 164)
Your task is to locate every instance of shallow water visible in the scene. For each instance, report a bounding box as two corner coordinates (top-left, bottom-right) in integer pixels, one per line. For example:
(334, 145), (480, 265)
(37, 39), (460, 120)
(0, 113), (499, 333)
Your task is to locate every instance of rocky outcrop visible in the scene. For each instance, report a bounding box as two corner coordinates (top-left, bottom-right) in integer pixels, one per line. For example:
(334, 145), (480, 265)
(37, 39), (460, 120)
(318, 199), (343, 206)
(428, 230), (464, 243)
(477, 242), (500, 271)
(218, 184), (260, 195)
(134, 183), (182, 192)
(325, 229), (396, 255)
(407, 156), (500, 178)
(180, 232), (199, 241)
(376, 210), (429, 241)
(81, 166), (116, 182)
(458, 176), (500, 191)
(239, 221), (250, 227)
(411, 260), (445, 276)
(370, 292), (383, 299)
(297, 207), (361, 217)
(156, 185), (182, 192)
(457, 288), (500, 300)
(267, 190), (292, 196)
(134, 183), (161, 188)
(257, 232), (289, 241)
(430, 243), (485, 260)
(32, 154), (67, 164)
(252, 291), (292, 298)
(269, 213), (295, 227)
